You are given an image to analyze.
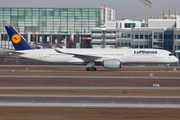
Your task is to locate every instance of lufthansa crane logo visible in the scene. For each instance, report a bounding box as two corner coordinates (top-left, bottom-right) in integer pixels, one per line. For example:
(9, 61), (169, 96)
(11, 34), (21, 44)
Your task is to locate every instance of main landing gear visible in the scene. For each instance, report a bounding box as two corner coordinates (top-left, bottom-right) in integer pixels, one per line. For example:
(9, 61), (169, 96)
(86, 67), (97, 71)
(86, 61), (96, 71)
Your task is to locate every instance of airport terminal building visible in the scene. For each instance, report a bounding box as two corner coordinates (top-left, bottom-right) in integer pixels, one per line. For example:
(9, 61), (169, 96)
(0, 7), (180, 60)
(0, 7), (115, 49)
(91, 15), (180, 59)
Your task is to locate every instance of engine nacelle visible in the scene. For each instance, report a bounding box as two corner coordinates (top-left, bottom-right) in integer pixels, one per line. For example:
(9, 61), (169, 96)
(103, 59), (121, 69)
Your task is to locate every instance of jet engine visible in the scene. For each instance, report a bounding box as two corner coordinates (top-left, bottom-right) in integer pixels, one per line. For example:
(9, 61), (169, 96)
(102, 59), (121, 69)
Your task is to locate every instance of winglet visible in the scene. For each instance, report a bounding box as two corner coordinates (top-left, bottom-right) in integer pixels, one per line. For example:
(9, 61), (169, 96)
(5, 26), (33, 51)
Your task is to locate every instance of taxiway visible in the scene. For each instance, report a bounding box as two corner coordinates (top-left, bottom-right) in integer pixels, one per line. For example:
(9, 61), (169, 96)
(0, 95), (180, 108)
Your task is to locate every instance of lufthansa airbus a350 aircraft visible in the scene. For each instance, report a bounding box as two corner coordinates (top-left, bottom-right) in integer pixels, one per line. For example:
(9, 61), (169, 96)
(5, 26), (179, 71)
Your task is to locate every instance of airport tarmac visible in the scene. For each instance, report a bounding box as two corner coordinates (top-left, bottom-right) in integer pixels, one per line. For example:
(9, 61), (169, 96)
(1, 107), (180, 120)
(1, 69), (180, 73)
(0, 66), (180, 107)
(0, 95), (180, 108)
(1, 75), (180, 79)
(1, 87), (180, 89)
(0, 65), (178, 71)
(0, 65), (180, 119)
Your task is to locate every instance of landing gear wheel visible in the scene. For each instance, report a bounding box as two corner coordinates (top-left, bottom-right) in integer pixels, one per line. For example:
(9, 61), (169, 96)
(86, 67), (91, 71)
(86, 67), (97, 71)
(91, 67), (97, 71)
(165, 68), (168, 71)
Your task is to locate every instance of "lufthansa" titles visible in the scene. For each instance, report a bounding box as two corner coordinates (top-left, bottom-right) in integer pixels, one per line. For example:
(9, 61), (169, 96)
(134, 50), (157, 54)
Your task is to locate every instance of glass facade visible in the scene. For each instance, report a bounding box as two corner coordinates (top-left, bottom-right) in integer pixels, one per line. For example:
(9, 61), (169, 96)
(174, 29), (180, 52)
(125, 23), (136, 28)
(0, 8), (100, 34)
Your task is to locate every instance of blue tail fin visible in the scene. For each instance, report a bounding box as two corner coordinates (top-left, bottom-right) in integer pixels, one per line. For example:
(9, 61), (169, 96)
(5, 26), (33, 51)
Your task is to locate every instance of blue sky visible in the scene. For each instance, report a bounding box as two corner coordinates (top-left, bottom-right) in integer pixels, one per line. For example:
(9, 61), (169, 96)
(0, 0), (179, 19)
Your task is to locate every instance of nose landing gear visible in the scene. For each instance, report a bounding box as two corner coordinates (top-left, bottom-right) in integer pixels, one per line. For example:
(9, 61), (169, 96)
(165, 64), (168, 72)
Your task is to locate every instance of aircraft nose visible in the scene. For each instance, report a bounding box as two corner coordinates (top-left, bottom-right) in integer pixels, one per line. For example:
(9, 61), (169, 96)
(175, 57), (179, 63)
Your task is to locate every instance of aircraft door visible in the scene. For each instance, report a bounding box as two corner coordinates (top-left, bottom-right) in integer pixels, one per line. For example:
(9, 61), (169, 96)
(39, 51), (43, 58)
(159, 51), (163, 58)
(152, 51), (158, 62)
(127, 51), (131, 58)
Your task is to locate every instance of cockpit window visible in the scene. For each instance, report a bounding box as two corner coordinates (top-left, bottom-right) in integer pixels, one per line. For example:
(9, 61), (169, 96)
(169, 53), (174, 56)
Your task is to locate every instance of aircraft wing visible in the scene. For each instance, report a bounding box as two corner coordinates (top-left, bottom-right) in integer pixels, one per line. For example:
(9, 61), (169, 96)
(54, 48), (102, 61)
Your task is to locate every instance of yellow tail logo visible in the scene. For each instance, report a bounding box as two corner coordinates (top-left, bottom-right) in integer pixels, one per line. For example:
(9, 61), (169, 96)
(12, 34), (21, 44)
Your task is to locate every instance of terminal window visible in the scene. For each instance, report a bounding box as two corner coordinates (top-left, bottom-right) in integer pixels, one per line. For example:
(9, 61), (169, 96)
(125, 23), (136, 28)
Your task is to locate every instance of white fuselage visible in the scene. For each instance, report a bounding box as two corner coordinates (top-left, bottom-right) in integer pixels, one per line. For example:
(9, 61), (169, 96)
(16, 48), (179, 65)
